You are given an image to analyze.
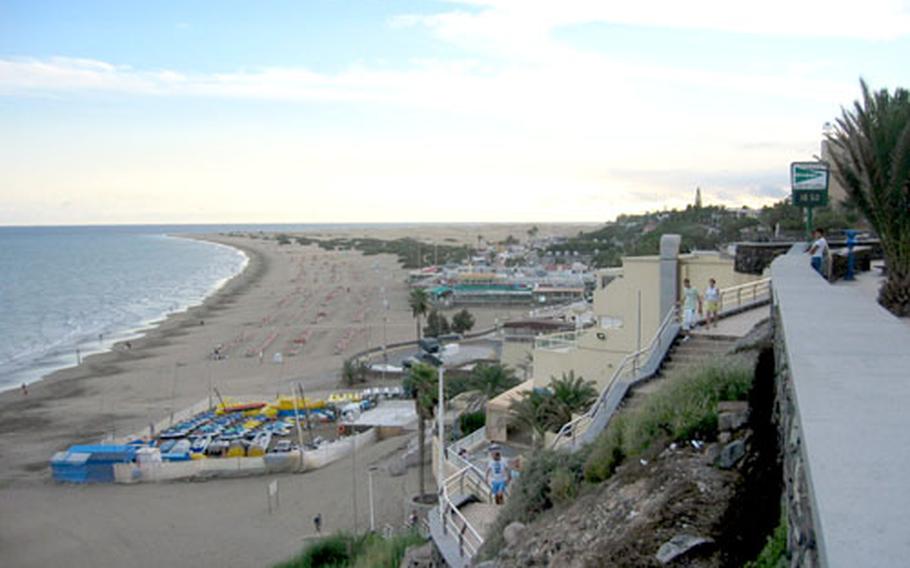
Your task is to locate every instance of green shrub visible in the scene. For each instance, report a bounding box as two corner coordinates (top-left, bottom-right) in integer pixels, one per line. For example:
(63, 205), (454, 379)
(478, 447), (589, 559)
(459, 410), (486, 436)
(745, 510), (788, 568)
(275, 531), (424, 568)
(549, 467), (577, 505)
(351, 531), (425, 568)
(275, 533), (355, 568)
(583, 416), (626, 483)
(585, 355), (753, 482)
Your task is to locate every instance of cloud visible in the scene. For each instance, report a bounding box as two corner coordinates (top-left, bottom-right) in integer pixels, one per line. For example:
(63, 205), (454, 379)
(396, 0), (910, 42)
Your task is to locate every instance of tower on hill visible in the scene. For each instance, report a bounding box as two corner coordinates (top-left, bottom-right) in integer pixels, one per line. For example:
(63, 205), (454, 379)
(694, 187), (703, 208)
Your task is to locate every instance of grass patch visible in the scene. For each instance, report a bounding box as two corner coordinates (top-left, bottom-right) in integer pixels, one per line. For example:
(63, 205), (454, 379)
(585, 355), (753, 482)
(744, 509), (788, 568)
(274, 531), (424, 568)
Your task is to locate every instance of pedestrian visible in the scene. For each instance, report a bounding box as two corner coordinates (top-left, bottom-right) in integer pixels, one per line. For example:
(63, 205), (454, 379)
(21, 383), (28, 396)
(808, 228), (829, 276)
(704, 278), (720, 329)
(407, 510), (418, 529)
(485, 446), (510, 505)
(681, 278), (702, 338)
(313, 513), (322, 534)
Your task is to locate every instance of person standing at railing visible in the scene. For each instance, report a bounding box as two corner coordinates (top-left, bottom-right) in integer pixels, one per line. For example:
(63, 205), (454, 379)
(704, 278), (720, 329)
(808, 228), (829, 276)
(681, 278), (702, 340)
(485, 446), (510, 505)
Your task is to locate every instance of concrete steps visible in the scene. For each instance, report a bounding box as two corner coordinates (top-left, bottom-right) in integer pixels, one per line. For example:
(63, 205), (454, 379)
(624, 335), (736, 410)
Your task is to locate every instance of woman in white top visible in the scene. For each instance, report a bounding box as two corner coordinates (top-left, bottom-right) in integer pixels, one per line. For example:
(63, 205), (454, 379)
(704, 278), (720, 329)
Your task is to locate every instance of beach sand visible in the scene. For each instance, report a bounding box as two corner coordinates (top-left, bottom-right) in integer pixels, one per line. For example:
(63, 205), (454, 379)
(0, 225), (576, 568)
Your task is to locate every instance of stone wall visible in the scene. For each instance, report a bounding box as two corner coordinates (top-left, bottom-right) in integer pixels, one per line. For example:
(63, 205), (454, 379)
(772, 304), (819, 568)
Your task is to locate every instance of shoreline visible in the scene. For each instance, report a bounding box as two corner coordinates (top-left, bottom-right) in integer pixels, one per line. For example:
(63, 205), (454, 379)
(0, 225), (560, 568)
(0, 234), (258, 403)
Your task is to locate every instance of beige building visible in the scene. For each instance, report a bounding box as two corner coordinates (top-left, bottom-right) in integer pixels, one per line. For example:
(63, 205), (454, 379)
(485, 235), (762, 443)
(820, 138), (849, 208)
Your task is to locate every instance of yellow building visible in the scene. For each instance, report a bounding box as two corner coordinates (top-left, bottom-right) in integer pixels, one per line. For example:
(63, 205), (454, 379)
(485, 234), (762, 443)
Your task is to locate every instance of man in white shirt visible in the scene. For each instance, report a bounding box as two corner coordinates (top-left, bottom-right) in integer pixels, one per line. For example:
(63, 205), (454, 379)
(809, 228), (829, 276)
(485, 446), (510, 505)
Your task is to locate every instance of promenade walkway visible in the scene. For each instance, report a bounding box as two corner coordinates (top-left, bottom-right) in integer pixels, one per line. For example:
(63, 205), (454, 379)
(773, 249), (910, 567)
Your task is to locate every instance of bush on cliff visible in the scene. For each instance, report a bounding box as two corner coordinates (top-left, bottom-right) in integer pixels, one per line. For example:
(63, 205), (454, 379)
(274, 530), (424, 568)
(584, 355), (753, 482)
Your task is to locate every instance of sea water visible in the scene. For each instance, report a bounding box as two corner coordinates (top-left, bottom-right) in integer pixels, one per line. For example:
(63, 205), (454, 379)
(0, 225), (249, 392)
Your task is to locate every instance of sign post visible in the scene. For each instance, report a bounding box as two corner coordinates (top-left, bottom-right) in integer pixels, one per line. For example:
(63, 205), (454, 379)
(790, 162), (830, 239)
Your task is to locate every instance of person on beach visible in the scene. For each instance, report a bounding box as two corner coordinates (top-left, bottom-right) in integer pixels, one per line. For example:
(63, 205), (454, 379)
(21, 383), (28, 396)
(485, 446), (510, 505)
(681, 278), (702, 338)
(808, 228), (829, 276)
(313, 513), (322, 534)
(704, 278), (720, 329)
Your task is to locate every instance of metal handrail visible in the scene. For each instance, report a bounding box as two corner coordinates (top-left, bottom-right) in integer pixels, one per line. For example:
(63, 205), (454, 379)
(716, 278), (771, 313)
(550, 304), (679, 450)
(439, 465), (485, 558)
(549, 277), (772, 450)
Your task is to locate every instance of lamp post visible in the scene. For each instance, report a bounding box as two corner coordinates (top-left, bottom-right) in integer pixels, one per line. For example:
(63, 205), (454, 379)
(368, 465), (379, 532)
(420, 353), (446, 528)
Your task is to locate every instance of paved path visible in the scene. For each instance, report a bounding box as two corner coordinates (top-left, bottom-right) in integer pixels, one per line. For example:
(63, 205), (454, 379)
(691, 303), (769, 338)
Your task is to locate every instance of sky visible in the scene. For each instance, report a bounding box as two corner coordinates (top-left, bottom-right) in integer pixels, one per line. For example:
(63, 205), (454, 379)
(1, 0), (909, 225)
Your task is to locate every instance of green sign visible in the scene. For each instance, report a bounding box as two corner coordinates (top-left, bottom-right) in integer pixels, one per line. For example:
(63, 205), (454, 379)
(790, 161), (829, 207)
(792, 189), (828, 207)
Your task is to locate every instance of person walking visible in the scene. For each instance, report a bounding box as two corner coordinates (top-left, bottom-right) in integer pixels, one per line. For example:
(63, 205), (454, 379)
(313, 513), (322, 534)
(485, 446), (510, 505)
(704, 278), (720, 329)
(681, 278), (702, 338)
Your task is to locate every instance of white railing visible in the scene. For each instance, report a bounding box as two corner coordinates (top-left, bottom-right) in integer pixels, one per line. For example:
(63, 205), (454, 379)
(438, 465), (487, 561)
(550, 304), (679, 450)
(548, 277), (773, 451)
(715, 278), (772, 315)
(449, 426), (487, 456)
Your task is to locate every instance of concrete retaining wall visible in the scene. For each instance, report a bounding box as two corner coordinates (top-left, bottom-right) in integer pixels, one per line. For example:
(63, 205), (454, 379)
(771, 246), (910, 567)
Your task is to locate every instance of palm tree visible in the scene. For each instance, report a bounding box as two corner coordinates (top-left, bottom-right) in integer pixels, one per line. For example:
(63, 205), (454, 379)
(405, 363), (437, 499)
(408, 288), (430, 340)
(545, 371), (598, 429)
(550, 371), (598, 415)
(508, 389), (556, 448)
(468, 363), (521, 399)
(826, 80), (910, 316)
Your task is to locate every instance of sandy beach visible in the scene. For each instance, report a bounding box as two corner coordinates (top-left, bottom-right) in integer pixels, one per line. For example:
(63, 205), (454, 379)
(0, 225), (575, 568)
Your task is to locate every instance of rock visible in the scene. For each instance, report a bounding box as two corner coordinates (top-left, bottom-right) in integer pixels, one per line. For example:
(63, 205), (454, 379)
(503, 521), (526, 547)
(716, 439), (746, 469)
(717, 401), (750, 432)
(718, 431), (732, 444)
(474, 561), (499, 568)
(655, 534), (714, 564)
(399, 542), (435, 568)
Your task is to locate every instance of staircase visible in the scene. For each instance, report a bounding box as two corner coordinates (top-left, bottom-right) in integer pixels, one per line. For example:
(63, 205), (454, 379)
(625, 334), (737, 409)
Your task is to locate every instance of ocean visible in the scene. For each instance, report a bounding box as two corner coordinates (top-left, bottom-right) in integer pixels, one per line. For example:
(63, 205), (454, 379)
(0, 225), (256, 392)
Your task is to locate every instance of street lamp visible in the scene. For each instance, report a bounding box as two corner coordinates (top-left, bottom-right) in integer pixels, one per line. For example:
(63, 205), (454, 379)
(368, 465), (379, 532)
(421, 352), (446, 528)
